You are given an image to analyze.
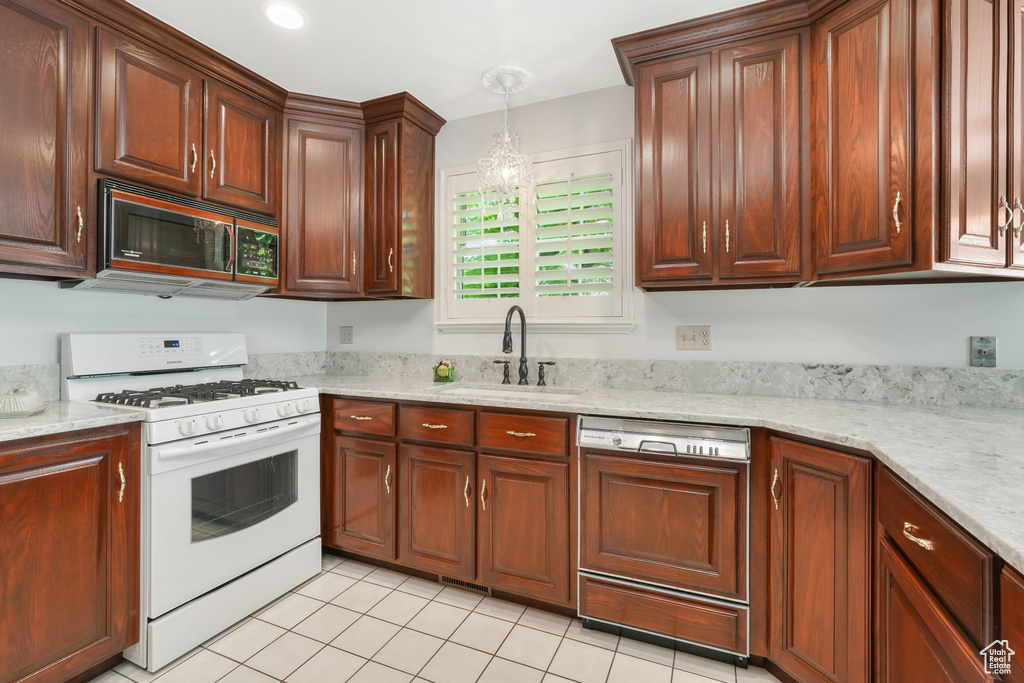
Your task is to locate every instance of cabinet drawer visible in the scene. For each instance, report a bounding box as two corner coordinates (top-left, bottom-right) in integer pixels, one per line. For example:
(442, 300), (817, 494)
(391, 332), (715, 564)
(877, 467), (993, 646)
(332, 399), (396, 436)
(579, 575), (747, 654)
(480, 412), (568, 457)
(399, 405), (475, 446)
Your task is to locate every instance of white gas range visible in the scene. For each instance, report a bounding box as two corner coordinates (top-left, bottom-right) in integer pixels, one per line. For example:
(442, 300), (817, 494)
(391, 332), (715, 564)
(61, 333), (322, 672)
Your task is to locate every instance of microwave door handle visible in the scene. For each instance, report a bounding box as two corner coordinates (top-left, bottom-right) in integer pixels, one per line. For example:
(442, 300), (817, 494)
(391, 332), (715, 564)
(223, 225), (233, 276)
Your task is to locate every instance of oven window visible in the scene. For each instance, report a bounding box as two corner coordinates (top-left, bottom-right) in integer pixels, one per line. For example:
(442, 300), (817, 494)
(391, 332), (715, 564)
(191, 451), (298, 541)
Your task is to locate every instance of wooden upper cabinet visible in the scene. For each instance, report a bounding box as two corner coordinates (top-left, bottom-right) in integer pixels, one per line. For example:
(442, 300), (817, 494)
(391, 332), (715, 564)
(0, 0), (90, 278)
(630, 26), (807, 287)
(95, 28), (202, 196)
(0, 424), (140, 683)
(717, 32), (807, 281)
(768, 437), (871, 683)
(635, 53), (713, 284)
(811, 0), (914, 277)
(280, 111), (363, 296)
(204, 79), (279, 216)
(1011, 0), (1024, 270)
(362, 93), (445, 298)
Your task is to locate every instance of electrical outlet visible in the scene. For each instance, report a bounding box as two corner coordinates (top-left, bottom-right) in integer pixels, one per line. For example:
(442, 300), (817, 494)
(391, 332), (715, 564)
(970, 336), (996, 367)
(339, 326), (354, 345)
(676, 325), (712, 351)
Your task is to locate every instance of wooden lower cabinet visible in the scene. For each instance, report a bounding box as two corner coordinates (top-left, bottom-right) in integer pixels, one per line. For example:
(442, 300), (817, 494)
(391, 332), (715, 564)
(477, 454), (570, 605)
(768, 437), (871, 683)
(0, 424), (140, 683)
(326, 435), (396, 560)
(398, 444), (475, 579)
(876, 537), (996, 682)
(1002, 566), (1024, 683)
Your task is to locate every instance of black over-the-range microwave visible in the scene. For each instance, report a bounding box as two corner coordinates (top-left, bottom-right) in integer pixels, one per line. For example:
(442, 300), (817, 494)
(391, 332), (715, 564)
(61, 179), (279, 300)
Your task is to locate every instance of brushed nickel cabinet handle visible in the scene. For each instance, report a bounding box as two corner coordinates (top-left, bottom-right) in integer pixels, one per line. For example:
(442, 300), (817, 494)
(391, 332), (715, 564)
(118, 462), (126, 503)
(480, 479), (487, 511)
(725, 220), (730, 253)
(999, 196), (1014, 236)
(464, 476), (470, 507)
(506, 430), (536, 438)
(349, 415), (373, 421)
(209, 150), (216, 179)
(191, 143), (197, 174)
(384, 465), (391, 495)
(702, 221), (707, 254)
(76, 206), (84, 243)
(387, 247), (394, 273)
(422, 423), (448, 429)
(771, 468), (780, 511)
(1015, 198), (1023, 238)
(892, 191), (903, 235)
(903, 522), (935, 551)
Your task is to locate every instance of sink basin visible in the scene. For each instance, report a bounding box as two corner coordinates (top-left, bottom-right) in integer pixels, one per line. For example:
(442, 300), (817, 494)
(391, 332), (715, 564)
(430, 384), (586, 401)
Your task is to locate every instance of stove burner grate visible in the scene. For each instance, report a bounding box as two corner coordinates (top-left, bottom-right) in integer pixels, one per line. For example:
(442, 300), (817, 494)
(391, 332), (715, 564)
(94, 379), (302, 408)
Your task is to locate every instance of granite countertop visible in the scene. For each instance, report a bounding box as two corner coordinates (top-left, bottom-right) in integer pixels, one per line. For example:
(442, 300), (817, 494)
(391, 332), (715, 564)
(0, 401), (143, 443)
(295, 374), (1024, 575)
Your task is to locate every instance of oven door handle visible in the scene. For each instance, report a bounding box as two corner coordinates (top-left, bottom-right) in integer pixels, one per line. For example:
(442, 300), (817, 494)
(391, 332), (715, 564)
(150, 415), (320, 473)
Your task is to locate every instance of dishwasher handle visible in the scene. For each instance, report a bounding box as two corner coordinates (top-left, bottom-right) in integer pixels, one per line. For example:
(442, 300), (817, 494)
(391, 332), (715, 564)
(638, 440), (677, 455)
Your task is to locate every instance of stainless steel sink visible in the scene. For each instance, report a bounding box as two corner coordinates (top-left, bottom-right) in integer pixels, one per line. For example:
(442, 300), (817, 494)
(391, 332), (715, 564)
(429, 383), (586, 401)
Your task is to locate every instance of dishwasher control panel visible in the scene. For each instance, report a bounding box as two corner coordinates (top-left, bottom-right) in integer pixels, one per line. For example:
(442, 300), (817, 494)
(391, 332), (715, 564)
(577, 416), (750, 461)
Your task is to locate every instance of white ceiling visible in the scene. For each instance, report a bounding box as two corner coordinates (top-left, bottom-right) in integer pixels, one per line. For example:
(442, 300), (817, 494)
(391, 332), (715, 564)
(127, 0), (754, 122)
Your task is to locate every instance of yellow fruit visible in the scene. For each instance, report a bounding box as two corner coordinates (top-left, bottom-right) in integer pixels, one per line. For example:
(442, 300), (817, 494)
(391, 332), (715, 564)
(436, 365), (449, 377)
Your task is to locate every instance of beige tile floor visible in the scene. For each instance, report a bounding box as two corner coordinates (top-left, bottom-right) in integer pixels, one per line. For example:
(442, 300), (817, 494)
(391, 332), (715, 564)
(90, 554), (783, 683)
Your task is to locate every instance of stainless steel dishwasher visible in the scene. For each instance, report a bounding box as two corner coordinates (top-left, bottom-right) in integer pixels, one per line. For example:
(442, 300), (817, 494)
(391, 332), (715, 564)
(577, 416), (751, 666)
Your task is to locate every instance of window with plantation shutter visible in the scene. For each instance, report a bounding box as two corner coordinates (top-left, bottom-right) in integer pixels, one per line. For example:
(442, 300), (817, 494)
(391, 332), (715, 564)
(439, 140), (632, 331)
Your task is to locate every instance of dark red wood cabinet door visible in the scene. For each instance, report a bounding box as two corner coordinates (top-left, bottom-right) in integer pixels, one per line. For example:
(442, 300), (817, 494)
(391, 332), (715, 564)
(364, 118), (400, 295)
(580, 450), (746, 600)
(477, 455), (570, 605)
(717, 31), (807, 281)
(945, 0), (1010, 269)
(398, 444), (475, 580)
(281, 117), (363, 295)
(328, 436), (396, 560)
(95, 28), (202, 197)
(812, 0), (913, 277)
(1010, 0), (1024, 270)
(876, 538), (998, 682)
(635, 54), (714, 285)
(768, 437), (871, 683)
(0, 425), (139, 683)
(1002, 566), (1024, 683)
(204, 79), (278, 215)
(0, 0), (90, 278)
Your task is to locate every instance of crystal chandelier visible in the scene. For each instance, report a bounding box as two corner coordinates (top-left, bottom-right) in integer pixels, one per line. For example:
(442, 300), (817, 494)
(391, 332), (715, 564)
(477, 66), (533, 220)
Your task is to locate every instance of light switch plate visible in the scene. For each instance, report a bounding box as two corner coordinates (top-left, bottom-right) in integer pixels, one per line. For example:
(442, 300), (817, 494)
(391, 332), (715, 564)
(677, 326), (712, 351)
(340, 326), (354, 345)
(970, 336), (995, 367)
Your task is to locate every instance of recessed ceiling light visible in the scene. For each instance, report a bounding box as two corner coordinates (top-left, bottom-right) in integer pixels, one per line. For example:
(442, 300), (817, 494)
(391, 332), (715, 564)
(262, 2), (305, 29)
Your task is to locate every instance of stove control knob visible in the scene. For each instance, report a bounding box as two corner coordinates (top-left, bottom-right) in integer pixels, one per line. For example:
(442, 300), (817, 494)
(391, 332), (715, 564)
(277, 402), (294, 417)
(611, 435), (622, 446)
(178, 418), (197, 436)
(243, 407), (260, 424)
(205, 414), (223, 431)
(296, 399), (312, 414)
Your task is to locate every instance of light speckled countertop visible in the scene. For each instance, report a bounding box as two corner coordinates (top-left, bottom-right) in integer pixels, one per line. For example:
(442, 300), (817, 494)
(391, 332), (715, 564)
(0, 401), (143, 443)
(295, 374), (1024, 575)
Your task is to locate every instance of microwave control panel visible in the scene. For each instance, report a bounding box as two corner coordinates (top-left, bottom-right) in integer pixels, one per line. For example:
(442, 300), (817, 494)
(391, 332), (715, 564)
(138, 337), (203, 358)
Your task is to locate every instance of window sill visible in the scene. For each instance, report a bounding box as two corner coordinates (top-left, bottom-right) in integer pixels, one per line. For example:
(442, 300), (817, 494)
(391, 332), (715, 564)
(436, 320), (635, 334)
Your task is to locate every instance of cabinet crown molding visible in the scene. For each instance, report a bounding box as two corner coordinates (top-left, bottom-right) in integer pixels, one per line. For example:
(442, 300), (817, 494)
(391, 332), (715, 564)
(611, 0), (811, 84)
(361, 92), (446, 135)
(285, 93), (364, 123)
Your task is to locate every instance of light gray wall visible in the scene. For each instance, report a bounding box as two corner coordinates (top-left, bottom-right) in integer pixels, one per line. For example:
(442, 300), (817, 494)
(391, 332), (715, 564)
(0, 279), (327, 366)
(326, 85), (1024, 369)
